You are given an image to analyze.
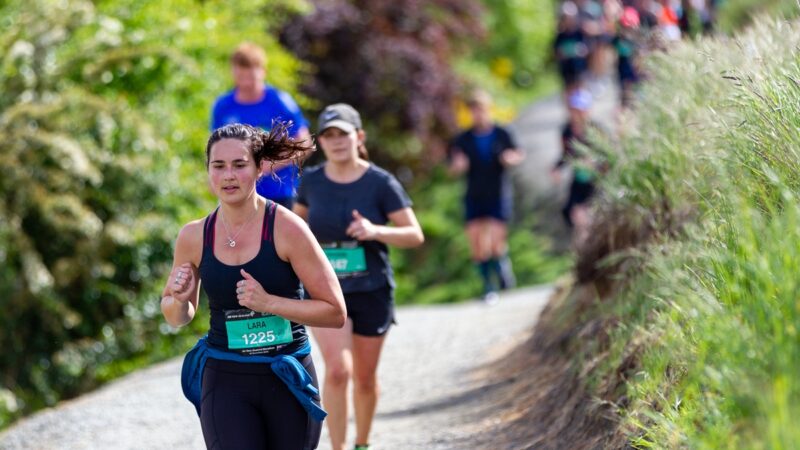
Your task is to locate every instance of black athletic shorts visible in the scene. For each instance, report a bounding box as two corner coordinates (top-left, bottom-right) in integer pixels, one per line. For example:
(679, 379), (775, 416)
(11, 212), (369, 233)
(345, 284), (395, 336)
(464, 196), (512, 222)
(200, 354), (322, 450)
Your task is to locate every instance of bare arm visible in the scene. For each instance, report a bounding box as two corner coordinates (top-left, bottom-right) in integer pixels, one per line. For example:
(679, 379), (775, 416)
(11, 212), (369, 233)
(237, 207), (346, 328)
(160, 221), (203, 327)
(500, 147), (526, 167)
(448, 147), (469, 176)
(346, 208), (424, 249)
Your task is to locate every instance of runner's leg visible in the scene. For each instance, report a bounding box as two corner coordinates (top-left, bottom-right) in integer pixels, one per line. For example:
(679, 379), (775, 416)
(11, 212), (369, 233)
(488, 220), (515, 289)
(312, 323), (354, 450)
(467, 219), (496, 295)
(352, 333), (388, 447)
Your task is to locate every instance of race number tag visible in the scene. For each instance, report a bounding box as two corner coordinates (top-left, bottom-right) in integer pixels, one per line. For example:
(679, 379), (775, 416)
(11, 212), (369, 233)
(225, 309), (292, 354)
(322, 242), (366, 276)
(574, 166), (594, 183)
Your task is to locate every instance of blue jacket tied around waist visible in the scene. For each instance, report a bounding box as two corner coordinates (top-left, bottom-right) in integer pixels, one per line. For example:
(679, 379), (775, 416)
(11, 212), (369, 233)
(181, 336), (327, 422)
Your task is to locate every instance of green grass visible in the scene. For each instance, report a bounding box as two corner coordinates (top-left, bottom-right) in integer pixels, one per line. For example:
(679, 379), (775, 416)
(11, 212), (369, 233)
(716, 0), (800, 33)
(562, 9), (800, 449)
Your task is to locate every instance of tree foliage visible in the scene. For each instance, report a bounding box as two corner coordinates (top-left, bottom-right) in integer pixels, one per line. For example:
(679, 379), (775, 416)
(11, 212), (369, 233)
(470, 0), (558, 89)
(280, 0), (484, 166)
(0, 0), (183, 423)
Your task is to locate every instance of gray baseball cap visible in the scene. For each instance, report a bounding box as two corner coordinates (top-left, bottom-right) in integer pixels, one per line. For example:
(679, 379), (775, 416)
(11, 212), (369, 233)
(317, 103), (362, 134)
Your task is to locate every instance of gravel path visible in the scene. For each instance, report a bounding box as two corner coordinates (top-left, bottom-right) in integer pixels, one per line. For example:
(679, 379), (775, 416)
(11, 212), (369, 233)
(0, 286), (552, 450)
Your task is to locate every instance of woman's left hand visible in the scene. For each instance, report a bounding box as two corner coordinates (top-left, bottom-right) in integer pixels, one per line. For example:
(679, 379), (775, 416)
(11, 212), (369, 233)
(237, 269), (275, 312)
(346, 210), (378, 241)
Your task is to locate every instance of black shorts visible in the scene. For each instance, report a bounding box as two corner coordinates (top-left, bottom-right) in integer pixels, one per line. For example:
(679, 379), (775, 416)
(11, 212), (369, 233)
(568, 179), (594, 206)
(561, 179), (595, 226)
(465, 196), (512, 222)
(345, 285), (395, 336)
(200, 354), (322, 450)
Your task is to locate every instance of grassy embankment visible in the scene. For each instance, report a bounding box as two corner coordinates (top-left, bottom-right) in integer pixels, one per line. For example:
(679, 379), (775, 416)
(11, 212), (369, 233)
(550, 11), (800, 448)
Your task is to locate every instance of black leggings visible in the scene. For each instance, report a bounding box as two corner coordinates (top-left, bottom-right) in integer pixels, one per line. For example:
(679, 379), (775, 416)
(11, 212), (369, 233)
(200, 355), (322, 449)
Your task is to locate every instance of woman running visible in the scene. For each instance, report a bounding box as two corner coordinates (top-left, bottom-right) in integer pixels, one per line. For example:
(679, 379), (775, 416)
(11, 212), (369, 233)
(448, 90), (525, 303)
(294, 103), (424, 450)
(161, 123), (346, 449)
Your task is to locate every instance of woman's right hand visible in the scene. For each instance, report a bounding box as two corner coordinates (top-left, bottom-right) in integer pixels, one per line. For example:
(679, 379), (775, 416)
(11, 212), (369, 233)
(168, 262), (197, 304)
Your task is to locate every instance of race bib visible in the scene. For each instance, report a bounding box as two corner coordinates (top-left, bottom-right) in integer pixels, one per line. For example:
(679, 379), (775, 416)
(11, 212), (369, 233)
(574, 166), (594, 183)
(322, 242), (367, 276)
(224, 309), (293, 355)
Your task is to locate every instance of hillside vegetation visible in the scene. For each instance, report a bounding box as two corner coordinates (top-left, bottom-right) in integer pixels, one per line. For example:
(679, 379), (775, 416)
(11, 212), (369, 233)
(486, 9), (800, 449)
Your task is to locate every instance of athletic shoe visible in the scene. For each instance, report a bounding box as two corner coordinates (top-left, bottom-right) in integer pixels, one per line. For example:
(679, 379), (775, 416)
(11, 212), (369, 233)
(482, 291), (499, 305)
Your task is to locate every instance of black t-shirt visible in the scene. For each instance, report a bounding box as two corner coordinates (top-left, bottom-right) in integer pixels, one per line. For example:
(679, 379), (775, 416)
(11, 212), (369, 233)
(553, 30), (588, 62)
(613, 34), (637, 62)
(296, 164), (412, 293)
(449, 125), (517, 202)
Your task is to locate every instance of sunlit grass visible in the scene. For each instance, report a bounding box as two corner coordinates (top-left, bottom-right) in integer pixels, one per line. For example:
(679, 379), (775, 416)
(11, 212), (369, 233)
(574, 10), (800, 449)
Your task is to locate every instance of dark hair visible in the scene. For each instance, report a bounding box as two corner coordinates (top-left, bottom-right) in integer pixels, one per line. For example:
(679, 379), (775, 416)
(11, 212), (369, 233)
(357, 141), (369, 161)
(206, 122), (311, 169)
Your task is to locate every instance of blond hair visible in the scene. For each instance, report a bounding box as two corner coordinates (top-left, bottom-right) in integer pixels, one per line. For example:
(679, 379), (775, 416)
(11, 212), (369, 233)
(466, 89), (492, 108)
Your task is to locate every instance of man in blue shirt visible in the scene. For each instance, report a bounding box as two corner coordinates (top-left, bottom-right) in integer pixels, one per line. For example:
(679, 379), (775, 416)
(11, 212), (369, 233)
(211, 42), (310, 208)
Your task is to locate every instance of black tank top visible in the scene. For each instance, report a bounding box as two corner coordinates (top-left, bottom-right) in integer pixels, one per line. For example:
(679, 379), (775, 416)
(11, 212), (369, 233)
(200, 201), (307, 355)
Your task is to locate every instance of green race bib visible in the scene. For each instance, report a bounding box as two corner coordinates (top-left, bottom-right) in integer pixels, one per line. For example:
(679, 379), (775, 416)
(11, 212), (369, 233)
(322, 243), (367, 276)
(574, 166), (594, 183)
(224, 309), (293, 354)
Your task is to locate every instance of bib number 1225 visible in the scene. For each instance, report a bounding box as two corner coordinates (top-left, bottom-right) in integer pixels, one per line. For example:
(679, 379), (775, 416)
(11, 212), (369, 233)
(241, 330), (276, 346)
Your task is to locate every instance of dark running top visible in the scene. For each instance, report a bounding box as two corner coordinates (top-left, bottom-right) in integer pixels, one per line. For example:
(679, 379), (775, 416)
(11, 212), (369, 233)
(296, 164), (412, 294)
(449, 125), (517, 203)
(199, 201), (307, 355)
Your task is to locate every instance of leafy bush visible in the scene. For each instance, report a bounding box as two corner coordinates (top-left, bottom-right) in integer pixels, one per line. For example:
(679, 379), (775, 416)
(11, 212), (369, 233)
(0, 0), (184, 426)
(467, 0), (558, 90)
(716, 0), (800, 32)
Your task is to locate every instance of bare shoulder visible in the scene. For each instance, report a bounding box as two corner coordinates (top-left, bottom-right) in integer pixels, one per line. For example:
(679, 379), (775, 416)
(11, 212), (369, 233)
(174, 217), (206, 265)
(177, 218), (206, 244)
(274, 205), (312, 240)
(274, 205), (315, 260)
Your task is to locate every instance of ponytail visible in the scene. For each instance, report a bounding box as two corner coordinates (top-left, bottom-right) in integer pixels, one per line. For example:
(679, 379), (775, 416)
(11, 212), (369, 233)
(357, 142), (369, 161)
(206, 122), (312, 168)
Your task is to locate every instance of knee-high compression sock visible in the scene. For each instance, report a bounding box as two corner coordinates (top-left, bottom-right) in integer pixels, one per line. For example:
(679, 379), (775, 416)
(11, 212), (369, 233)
(475, 260), (495, 294)
(491, 254), (516, 290)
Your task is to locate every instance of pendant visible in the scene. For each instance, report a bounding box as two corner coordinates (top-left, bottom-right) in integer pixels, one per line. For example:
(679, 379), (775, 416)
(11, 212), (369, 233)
(228, 239), (236, 248)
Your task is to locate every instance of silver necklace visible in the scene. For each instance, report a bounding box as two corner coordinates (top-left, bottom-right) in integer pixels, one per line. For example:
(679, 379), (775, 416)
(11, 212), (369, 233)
(218, 206), (259, 248)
